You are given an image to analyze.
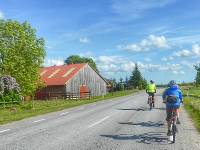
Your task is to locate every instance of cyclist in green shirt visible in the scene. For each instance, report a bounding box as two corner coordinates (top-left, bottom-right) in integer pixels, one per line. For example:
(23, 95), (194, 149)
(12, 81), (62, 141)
(146, 80), (157, 107)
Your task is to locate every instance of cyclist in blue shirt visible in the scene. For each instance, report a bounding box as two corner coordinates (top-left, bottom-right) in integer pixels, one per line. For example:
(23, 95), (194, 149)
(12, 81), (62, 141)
(162, 80), (183, 136)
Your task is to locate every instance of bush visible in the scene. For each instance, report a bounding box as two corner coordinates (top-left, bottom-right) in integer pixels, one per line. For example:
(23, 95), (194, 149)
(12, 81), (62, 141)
(0, 75), (21, 106)
(0, 91), (21, 104)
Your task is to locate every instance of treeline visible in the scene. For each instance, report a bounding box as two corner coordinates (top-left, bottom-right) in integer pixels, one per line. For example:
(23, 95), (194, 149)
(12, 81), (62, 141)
(108, 64), (147, 92)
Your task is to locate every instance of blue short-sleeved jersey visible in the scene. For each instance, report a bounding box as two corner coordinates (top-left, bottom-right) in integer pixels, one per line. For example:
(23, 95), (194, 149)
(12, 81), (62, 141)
(162, 85), (183, 109)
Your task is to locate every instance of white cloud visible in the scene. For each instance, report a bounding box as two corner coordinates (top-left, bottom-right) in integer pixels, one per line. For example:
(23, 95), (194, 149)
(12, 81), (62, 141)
(139, 62), (182, 74)
(96, 56), (136, 73)
(0, 10), (5, 19)
(79, 51), (93, 57)
(119, 35), (169, 53)
(144, 58), (152, 62)
(180, 60), (196, 69)
(80, 37), (89, 43)
(44, 59), (64, 67)
(162, 44), (200, 62)
(173, 44), (200, 58)
(161, 57), (168, 61)
(149, 35), (169, 48)
(97, 56), (122, 65)
(95, 55), (184, 77)
(174, 49), (192, 57)
(180, 71), (185, 74)
(168, 56), (174, 60)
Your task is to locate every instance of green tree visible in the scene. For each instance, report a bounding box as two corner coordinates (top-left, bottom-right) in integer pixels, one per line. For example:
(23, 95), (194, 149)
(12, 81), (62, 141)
(116, 83), (124, 91)
(65, 55), (99, 72)
(0, 20), (46, 96)
(194, 64), (200, 85)
(129, 63), (143, 89)
(139, 78), (147, 90)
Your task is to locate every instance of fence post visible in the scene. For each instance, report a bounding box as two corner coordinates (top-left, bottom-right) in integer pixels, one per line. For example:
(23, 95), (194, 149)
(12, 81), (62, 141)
(89, 92), (91, 100)
(187, 90), (189, 97)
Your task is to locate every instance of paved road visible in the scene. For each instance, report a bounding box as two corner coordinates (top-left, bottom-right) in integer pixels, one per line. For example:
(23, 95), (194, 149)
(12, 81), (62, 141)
(0, 90), (200, 150)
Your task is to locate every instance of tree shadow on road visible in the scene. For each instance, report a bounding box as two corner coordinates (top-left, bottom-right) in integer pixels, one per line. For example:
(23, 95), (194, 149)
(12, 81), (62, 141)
(153, 107), (166, 111)
(118, 106), (166, 111)
(100, 132), (168, 145)
(119, 121), (165, 128)
(117, 107), (149, 111)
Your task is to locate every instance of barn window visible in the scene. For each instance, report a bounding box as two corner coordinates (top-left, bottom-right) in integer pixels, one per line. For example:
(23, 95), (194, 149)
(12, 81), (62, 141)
(40, 70), (47, 76)
(48, 69), (61, 78)
(62, 67), (76, 77)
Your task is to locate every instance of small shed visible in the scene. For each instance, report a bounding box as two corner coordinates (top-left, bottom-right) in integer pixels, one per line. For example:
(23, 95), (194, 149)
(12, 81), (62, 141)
(35, 63), (108, 99)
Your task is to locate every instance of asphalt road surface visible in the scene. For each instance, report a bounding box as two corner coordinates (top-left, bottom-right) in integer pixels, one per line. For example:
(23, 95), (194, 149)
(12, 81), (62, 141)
(0, 90), (200, 150)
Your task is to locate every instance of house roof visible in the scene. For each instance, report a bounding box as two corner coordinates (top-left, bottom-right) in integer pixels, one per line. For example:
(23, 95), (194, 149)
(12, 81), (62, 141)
(40, 63), (87, 86)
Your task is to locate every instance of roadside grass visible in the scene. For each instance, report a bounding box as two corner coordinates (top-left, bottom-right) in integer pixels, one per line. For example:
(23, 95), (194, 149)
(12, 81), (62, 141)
(179, 86), (200, 132)
(184, 97), (200, 132)
(182, 86), (200, 132)
(0, 90), (138, 125)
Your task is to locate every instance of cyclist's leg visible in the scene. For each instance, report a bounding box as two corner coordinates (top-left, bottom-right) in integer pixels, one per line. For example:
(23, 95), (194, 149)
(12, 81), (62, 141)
(147, 93), (150, 104)
(166, 108), (173, 135)
(152, 93), (155, 107)
(176, 108), (181, 124)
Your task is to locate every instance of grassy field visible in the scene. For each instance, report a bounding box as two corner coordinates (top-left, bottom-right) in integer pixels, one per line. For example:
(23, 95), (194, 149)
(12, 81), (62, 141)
(0, 90), (138, 125)
(184, 97), (200, 132)
(182, 86), (200, 96)
(182, 86), (200, 132)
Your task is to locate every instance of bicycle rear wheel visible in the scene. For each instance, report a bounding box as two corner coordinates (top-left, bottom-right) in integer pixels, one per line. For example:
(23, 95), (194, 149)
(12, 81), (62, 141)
(172, 123), (176, 143)
(149, 98), (152, 110)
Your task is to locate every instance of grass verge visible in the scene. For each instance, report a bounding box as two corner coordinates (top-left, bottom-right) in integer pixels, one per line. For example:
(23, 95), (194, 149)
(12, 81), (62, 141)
(0, 90), (138, 125)
(184, 97), (200, 132)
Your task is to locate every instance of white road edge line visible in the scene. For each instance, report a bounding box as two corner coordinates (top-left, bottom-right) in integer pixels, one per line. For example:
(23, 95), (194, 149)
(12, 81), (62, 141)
(88, 116), (110, 128)
(0, 129), (10, 133)
(33, 118), (46, 123)
(60, 112), (69, 116)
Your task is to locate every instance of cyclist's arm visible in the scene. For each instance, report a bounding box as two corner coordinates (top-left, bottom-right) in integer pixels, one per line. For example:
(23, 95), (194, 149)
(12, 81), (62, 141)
(178, 90), (183, 103)
(162, 89), (168, 103)
(154, 85), (157, 93)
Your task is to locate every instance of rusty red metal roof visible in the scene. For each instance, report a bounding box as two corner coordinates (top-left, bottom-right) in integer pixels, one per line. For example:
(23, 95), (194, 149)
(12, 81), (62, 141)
(40, 63), (87, 86)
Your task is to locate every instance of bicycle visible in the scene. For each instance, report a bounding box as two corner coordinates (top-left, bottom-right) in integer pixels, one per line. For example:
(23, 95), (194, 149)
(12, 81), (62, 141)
(169, 109), (178, 143)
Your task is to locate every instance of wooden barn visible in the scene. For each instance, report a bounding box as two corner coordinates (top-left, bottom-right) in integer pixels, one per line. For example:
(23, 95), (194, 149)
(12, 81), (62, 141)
(35, 63), (108, 100)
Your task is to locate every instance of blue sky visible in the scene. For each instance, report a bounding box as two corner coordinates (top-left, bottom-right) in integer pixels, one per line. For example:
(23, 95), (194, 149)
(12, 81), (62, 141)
(1, 0), (200, 84)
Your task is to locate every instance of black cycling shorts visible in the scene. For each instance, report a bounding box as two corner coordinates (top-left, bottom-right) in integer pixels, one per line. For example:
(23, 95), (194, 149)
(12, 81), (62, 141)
(148, 92), (155, 97)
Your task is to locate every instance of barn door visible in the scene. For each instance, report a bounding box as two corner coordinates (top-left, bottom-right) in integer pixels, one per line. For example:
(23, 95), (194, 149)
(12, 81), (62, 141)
(80, 84), (89, 99)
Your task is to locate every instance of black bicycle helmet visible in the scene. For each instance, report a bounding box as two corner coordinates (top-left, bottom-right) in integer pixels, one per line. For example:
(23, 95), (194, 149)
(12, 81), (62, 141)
(168, 80), (176, 87)
(150, 80), (154, 84)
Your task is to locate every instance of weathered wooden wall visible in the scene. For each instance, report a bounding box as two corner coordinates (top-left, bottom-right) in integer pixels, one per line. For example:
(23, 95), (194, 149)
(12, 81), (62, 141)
(35, 85), (66, 100)
(44, 85), (66, 93)
(65, 64), (107, 96)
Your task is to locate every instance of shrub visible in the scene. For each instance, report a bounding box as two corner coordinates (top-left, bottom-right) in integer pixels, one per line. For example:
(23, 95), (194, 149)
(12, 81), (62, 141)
(0, 75), (21, 105)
